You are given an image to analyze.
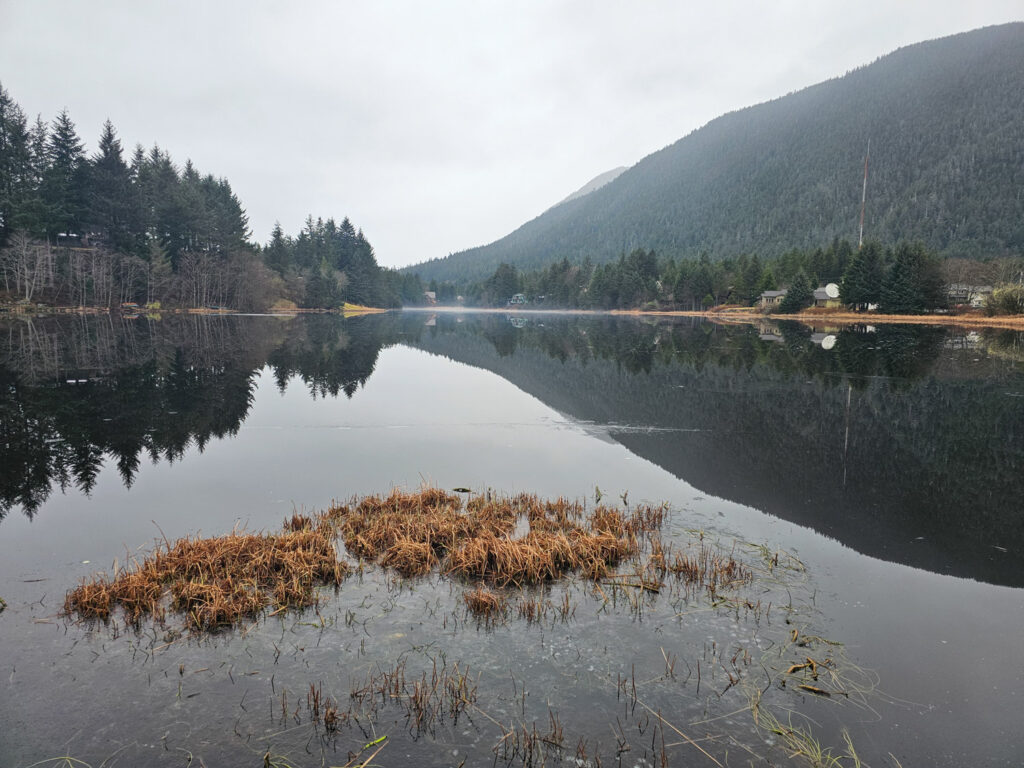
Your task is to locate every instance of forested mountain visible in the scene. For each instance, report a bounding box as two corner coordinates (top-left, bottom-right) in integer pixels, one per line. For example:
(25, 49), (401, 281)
(0, 87), (402, 310)
(411, 23), (1024, 284)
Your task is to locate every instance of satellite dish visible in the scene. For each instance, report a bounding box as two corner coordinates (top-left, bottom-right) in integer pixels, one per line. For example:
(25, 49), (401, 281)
(825, 283), (840, 299)
(821, 334), (837, 350)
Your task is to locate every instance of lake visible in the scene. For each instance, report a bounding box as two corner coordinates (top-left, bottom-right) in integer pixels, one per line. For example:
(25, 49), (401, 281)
(1, 311), (1022, 766)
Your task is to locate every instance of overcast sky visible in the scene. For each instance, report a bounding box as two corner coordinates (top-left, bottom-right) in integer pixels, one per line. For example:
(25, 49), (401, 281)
(1, 2), (1020, 268)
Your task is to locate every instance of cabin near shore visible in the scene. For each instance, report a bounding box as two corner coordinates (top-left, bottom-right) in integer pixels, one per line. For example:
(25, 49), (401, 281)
(813, 287), (842, 308)
(946, 283), (993, 308)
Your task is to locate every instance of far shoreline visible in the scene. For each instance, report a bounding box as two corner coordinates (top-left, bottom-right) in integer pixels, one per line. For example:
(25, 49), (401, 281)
(5, 302), (1024, 330)
(407, 304), (1024, 330)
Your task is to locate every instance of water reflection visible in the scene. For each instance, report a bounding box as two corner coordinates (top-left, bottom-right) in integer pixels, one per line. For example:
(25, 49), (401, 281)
(2, 311), (1022, 586)
(0, 314), (415, 517)
(411, 315), (1024, 587)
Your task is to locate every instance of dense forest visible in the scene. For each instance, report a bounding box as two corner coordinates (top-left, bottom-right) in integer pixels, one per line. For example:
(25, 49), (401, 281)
(410, 23), (1024, 285)
(442, 238), (1022, 314)
(0, 83), (416, 310)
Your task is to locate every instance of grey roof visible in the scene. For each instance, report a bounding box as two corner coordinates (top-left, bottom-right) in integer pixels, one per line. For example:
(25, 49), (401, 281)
(947, 283), (994, 292)
(760, 290), (787, 298)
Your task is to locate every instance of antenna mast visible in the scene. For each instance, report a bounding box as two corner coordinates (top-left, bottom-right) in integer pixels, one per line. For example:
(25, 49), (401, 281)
(858, 139), (870, 249)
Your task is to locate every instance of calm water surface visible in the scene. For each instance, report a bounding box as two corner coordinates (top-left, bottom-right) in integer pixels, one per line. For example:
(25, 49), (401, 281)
(1, 312), (1022, 766)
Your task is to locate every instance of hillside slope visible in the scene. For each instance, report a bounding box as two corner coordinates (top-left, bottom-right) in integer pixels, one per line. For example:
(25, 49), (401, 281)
(411, 23), (1024, 283)
(551, 166), (628, 208)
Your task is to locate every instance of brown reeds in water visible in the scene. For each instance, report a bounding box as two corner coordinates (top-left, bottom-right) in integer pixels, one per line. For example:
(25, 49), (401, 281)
(64, 526), (348, 631)
(328, 488), (662, 587)
(63, 487), (668, 632)
(665, 541), (751, 595)
(463, 584), (506, 619)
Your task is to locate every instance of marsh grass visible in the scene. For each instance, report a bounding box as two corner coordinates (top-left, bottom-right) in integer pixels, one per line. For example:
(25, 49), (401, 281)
(331, 489), (665, 587)
(463, 584), (507, 619)
(64, 523), (348, 631)
(62, 488), (766, 636)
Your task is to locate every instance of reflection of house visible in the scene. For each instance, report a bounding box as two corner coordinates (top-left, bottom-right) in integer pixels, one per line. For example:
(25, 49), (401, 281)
(759, 290), (786, 307)
(758, 321), (785, 343)
(810, 332), (838, 349)
(946, 284), (993, 308)
(812, 287), (842, 308)
(508, 293), (527, 305)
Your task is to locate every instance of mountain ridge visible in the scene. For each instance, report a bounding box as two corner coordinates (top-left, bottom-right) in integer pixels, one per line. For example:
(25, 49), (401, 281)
(551, 166), (628, 209)
(409, 23), (1024, 284)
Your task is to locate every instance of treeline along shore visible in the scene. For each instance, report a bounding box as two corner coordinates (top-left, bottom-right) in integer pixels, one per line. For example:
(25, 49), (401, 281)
(416, 239), (1024, 320)
(0, 83), (426, 313)
(3, 80), (1021, 320)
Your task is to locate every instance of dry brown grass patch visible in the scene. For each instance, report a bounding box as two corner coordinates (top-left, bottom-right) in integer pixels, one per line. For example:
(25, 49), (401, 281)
(463, 584), (506, 618)
(329, 488), (655, 587)
(63, 488), (673, 632)
(63, 526), (348, 631)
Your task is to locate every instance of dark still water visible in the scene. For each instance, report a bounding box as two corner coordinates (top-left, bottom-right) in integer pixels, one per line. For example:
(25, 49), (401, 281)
(1, 311), (1022, 766)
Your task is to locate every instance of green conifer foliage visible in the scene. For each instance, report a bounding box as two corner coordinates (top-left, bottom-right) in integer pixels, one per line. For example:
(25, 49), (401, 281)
(778, 271), (813, 313)
(41, 109), (88, 239)
(880, 242), (945, 313)
(841, 240), (885, 309)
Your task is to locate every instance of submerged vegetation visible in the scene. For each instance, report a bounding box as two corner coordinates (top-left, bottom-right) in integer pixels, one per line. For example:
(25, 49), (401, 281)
(59, 487), (881, 766)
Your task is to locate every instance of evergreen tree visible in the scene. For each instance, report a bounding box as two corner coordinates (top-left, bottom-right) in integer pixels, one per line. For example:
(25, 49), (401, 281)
(881, 241), (945, 313)
(756, 267), (778, 295)
(88, 120), (133, 250)
(41, 109), (88, 239)
(841, 240), (885, 310)
(778, 270), (813, 313)
(0, 83), (32, 241)
(486, 263), (520, 305)
(304, 257), (340, 307)
(264, 222), (292, 276)
(738, 254), (763, 305)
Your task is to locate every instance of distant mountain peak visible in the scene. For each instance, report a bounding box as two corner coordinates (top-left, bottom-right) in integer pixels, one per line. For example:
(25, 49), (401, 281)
(551, 167), (629, 209)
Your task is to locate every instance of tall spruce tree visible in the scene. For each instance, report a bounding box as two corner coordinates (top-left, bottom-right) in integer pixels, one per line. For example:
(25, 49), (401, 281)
(841, 240), (885, 310)
(881, 241), (946, 313)
(264, 222), (291, 276)
(88, 120), (133, 251)
(778, 270), (813, 313)
(41, 109), (88, 240)
(0, 83), (32, 241)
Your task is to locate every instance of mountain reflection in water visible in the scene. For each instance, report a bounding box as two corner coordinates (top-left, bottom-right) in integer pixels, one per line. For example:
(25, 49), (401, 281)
(2, 311), (1022, 586)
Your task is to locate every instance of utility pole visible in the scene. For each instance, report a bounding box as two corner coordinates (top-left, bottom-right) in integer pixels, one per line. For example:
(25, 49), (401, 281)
(858, 139), (870, 250)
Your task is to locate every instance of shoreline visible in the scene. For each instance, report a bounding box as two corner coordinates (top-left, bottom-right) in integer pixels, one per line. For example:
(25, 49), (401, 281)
(613, 307), (1024, 330)
(5, 302), (1024, 330)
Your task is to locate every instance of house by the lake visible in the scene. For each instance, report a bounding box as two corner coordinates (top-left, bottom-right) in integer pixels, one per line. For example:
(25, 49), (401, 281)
(946, 283), (993, 308)
(813, 287), (842, 308)
(759, 290), (786, 308)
